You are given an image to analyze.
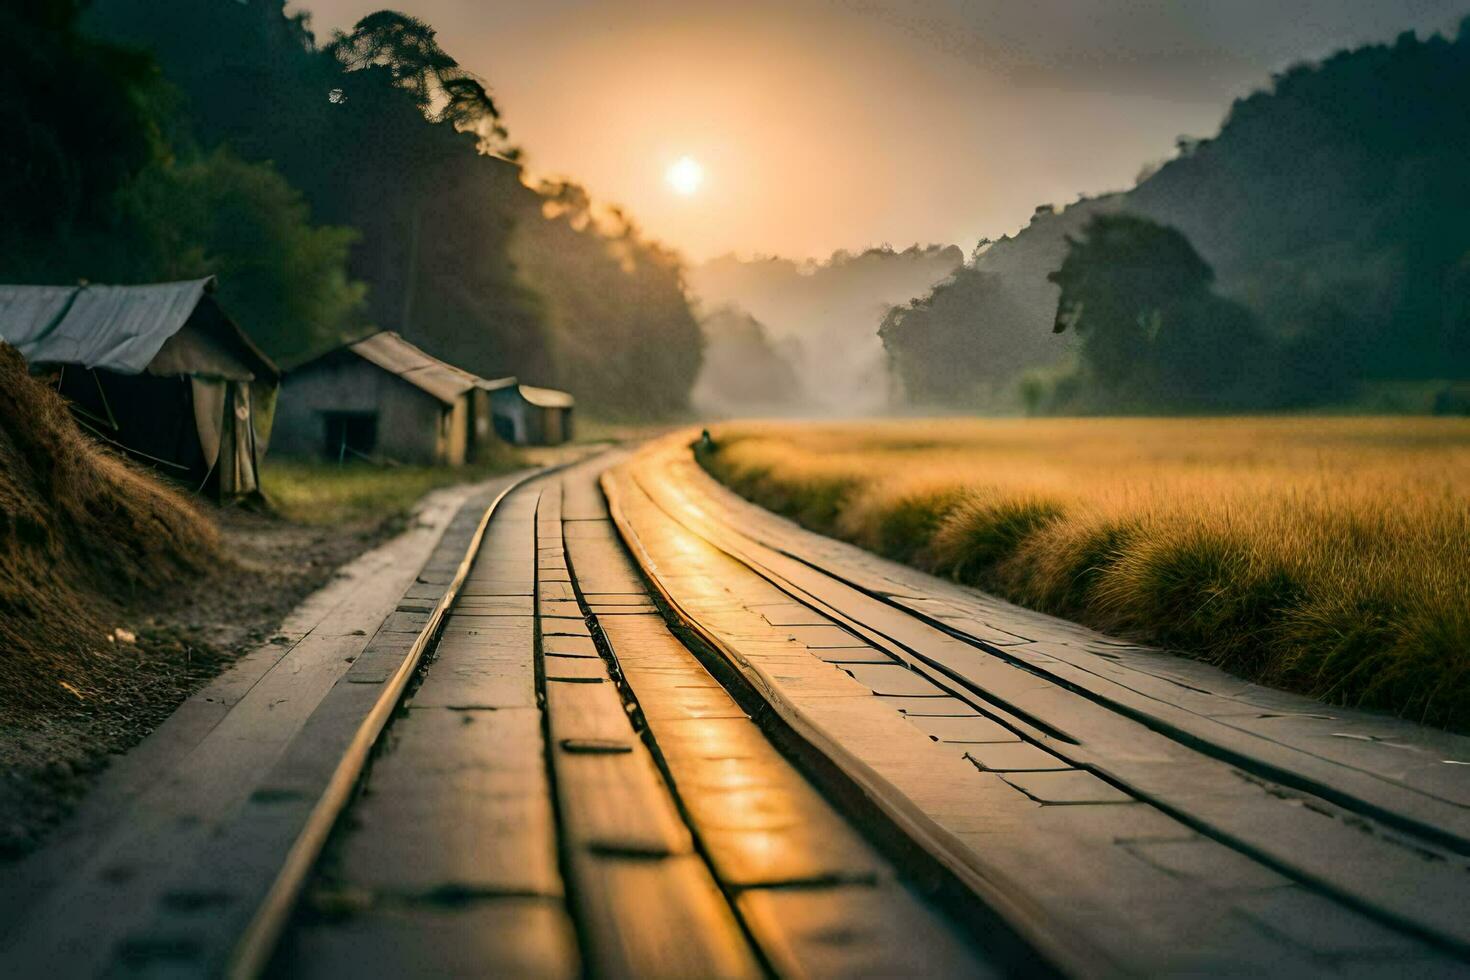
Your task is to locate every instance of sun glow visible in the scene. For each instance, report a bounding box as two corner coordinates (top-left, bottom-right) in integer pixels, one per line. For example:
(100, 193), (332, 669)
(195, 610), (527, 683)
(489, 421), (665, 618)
(666, 156), (705, 196)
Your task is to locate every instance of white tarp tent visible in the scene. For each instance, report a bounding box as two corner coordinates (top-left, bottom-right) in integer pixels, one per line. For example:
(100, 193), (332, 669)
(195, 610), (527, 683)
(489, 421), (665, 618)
(0, 277), (279, 497)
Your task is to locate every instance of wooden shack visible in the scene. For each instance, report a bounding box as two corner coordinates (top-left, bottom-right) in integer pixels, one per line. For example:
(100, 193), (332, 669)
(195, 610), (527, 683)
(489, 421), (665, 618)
(0, 277), (279, 498)
(490, 384), (575, 446)
(273, 331), (478, 466)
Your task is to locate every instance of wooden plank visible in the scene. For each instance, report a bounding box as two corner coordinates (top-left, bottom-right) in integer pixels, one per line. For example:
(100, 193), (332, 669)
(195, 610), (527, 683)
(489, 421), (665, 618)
(841, 662), (951, 698)
(904, 714), (1022, 744)
(536, 477), (762, 978)
(279, 899), (579, 979)
(413, 633), (537, 710)
(544, 658), (611, 682)
(542, 635), (599, 658)
(964, 742), (1072, 772)
(566, 492), (996, 978)
(0, 476), (522, 976)
(334, 707), (559, 896)
(570, 855), (759, 979)
(454, 595), (534, 614)
(738, 885), (996, 980)
(538, 598), (585, 620)
(543, 677), (690, 857)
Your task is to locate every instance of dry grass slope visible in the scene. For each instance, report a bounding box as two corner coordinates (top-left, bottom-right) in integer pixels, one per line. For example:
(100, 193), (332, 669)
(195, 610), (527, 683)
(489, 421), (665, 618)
(701, 418), (1470, 729)
(0, 344), (221, 714)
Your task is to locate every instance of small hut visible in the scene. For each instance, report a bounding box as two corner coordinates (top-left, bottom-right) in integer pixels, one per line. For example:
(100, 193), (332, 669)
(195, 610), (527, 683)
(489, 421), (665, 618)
(274, 331), (490, 465)
(0, 277), (279, 498)
(490, 384), (575, 446)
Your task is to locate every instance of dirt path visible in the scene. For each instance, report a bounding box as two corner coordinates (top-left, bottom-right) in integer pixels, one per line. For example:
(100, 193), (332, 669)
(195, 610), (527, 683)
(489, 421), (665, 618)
(0, 503), (407, 858)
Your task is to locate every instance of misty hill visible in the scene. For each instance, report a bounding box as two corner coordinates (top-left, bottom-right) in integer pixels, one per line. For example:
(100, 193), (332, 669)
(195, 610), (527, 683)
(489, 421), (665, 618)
(887, 22), (1470, 409)
(689, 245), (962, 413)
(690, 306), (803, 417)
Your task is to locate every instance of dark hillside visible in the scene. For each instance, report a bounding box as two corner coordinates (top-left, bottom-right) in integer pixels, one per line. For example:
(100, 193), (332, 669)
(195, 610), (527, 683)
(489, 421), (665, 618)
(85, 0), (706, 415)
(1129, 27), (1470, 382)
(887, 22), (1470, 409)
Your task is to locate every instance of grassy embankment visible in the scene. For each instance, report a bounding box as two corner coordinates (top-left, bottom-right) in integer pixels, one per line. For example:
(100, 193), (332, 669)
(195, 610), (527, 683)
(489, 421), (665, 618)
(262, 457), (523, 526)
(699, 418), (1470, 729)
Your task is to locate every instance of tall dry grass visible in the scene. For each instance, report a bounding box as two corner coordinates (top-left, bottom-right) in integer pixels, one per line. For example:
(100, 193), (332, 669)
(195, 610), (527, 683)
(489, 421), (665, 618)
(700, 418), (1470, 728)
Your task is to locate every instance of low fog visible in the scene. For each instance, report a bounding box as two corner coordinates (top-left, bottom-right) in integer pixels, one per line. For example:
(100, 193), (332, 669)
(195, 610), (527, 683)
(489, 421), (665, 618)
(687, 244), (962, 416)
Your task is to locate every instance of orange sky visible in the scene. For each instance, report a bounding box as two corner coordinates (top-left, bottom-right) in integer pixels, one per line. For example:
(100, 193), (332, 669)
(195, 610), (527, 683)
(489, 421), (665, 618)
(295, 0), (1467, 261)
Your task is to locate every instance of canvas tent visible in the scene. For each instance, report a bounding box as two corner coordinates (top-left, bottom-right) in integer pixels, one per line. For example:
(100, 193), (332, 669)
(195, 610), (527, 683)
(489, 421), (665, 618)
(0, 277), (279, 497)
(490, 383), (575, 446)
(273, 331), (511, 465)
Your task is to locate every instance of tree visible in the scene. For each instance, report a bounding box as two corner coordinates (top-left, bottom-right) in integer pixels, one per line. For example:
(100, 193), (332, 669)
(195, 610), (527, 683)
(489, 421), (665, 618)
(512, 179), (704, 418)
(881, 268), (1044, 406)
(84, 0), (708, 416)
(327, 11), (517, 159)
(0, 1), (366, 369)
(0, 0), (163, 263)
(121, 150), (367, 366)
(1049, 214), (1268, 411)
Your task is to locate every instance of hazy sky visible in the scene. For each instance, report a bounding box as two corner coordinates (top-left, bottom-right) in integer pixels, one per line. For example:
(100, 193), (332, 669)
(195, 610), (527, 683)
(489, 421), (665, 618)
(293, 0), (1468, 260)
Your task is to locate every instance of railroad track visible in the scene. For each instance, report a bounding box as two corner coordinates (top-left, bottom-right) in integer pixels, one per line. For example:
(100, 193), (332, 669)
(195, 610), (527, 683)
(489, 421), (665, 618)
(267, 455), (1008, 977)
(0, 454), (1017, 977)
(603, 432), (1470, 977)
(5, 441), (1468, 977)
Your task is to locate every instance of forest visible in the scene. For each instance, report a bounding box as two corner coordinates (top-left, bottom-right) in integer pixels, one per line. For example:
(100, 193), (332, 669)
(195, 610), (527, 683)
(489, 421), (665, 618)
(1, 0), (703, 418)
(883, 22), (1470, 415)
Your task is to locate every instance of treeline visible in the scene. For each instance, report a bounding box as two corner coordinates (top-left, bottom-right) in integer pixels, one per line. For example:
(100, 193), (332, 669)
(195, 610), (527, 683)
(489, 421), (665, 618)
(689, 244), (962, 413)
(1, 0), (702, 417)
(689, 306), (803, 416)
(884, 22), (1470, 414)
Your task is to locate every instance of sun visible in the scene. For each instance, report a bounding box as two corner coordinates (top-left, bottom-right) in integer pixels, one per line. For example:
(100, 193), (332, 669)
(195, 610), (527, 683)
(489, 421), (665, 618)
(666, 156), (704, 196)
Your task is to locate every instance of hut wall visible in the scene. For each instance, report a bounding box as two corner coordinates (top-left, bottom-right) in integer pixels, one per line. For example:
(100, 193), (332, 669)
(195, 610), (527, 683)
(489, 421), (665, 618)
(542, 407), (565, 445)
(276, 358), (461, 465)
(374, 381), (454, 466)
(550, 406), (573, 445)
(273, 357), (382, 457)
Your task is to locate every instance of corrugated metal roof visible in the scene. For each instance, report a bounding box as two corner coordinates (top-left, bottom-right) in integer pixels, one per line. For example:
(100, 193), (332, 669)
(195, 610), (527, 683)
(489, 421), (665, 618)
(0, 279), (215, 374)
(519, 384), (575, 409)
(348, 331), (478, 405)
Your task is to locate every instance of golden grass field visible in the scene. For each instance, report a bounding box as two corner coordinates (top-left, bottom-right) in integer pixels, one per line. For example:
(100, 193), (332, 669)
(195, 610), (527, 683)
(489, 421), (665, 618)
(699, 417), (1470, 728)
